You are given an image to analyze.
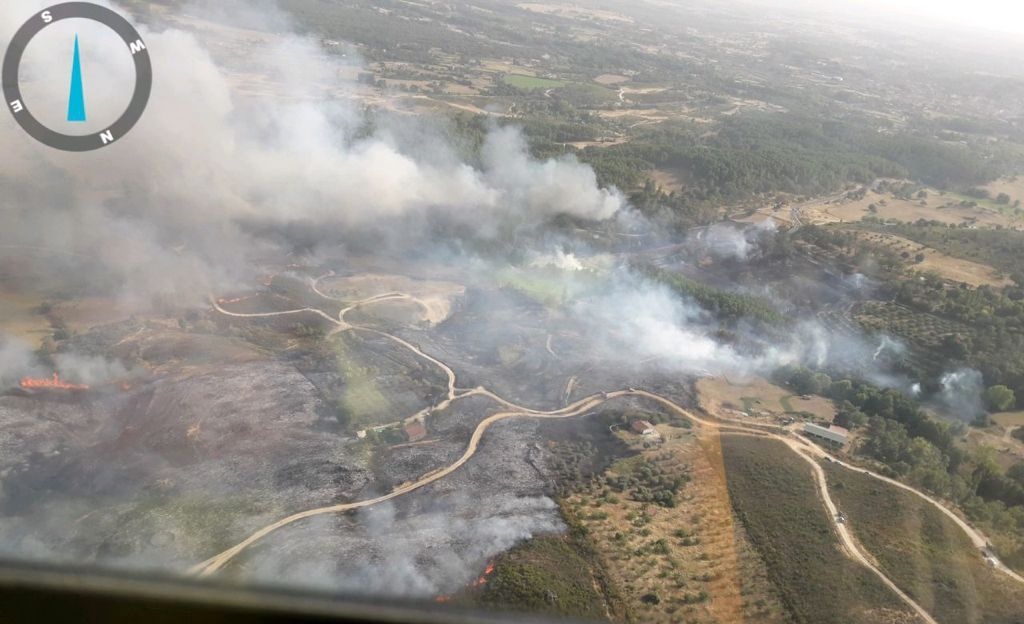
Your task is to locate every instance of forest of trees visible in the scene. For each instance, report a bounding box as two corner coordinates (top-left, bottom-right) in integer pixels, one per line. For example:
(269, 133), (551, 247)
(792, 223), (1024, 409)
(638, 264), (786, 327)
(578, 113), (1001, 203)
(773, 366), (1024, 538)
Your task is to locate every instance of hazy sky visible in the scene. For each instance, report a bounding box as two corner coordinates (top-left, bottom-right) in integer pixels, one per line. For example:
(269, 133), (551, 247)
(851, 0), (1024, 34)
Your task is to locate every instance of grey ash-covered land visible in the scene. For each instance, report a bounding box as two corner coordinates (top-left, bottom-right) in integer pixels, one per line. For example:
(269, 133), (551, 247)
(0, 269), (655, 597)
(0, 358), (368, 567)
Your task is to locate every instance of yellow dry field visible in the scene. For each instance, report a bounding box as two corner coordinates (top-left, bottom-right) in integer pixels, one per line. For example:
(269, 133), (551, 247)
(565, 138), (628, 149)
(597, 109), (670, 123)
(515, 3), (633, 22)
(53, 297), (140, 333)
(697, 376), (836, 424)
(480, 60), (533, 74)
(569, 427), (787, 623)
(731, 208), (790, 228)
(850, 230), (1011, 287)
(649, 169), (685, 192)
(962, 427), (1024, 472)
(805, 191), (1017, 228)
(982, 176), (1024, 205)
(594, 74), (630, 85)
(321, 273), (465, 325)
(0, 290), (50, 348)
(992, 412), (1024, 427)
(620, 86), (669, 96)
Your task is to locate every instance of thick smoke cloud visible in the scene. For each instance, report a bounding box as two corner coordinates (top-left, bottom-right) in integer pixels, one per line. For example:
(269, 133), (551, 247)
(246, 495), (563, 597)
(689, 219), (777, 262)
(0, 1), (624, 304)
(0, 335), (46, 388)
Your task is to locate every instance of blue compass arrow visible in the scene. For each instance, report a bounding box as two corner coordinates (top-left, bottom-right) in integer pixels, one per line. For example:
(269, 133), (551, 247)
(67, 34), (86, 122)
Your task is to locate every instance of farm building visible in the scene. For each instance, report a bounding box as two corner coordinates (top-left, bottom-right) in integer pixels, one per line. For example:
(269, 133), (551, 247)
(403, 421), (427, 442)
(631, 420), (657, 435)
(803, 423), (848, 446)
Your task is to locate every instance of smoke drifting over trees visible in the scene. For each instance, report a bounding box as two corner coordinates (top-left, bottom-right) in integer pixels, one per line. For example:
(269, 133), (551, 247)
(0, 0), (623, 304)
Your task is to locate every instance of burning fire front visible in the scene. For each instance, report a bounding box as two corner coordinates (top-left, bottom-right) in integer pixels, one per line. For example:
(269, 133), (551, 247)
(20, 373), (89, 391)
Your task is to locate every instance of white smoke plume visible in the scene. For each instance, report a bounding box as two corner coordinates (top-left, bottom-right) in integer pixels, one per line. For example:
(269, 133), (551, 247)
(688, 220), (776, 262)
(937, 368), (986, 421)
(0, 335), (46, 388)
(52, 352), (129, 385)
(0, 0), (624, 305)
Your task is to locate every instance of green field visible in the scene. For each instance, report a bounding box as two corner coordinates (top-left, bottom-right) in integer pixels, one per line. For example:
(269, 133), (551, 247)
(332, 332), (390, 431)
(502, 74), (566, 90)
(721, 435), (912, 623)
(823, 463), (1024, 624)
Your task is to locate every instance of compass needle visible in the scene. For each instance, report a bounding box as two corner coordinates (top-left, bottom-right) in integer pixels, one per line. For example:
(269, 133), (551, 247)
(67, 34), (86, 122)
(3, 3), (151, 151)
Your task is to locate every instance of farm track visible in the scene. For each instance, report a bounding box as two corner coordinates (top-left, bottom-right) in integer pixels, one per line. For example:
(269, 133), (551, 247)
(197, 277), (1024, 618)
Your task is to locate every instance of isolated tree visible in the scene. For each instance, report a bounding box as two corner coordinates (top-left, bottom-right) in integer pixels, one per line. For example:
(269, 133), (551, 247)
(996, 192), (1011, 205)
(983, 385), (1016, 412)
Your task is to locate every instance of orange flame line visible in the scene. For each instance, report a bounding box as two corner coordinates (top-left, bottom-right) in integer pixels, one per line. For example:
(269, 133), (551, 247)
(20, 372), (89, 391)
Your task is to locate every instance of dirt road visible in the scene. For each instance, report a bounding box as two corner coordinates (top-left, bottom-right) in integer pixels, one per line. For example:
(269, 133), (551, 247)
(199, 281), (1022, 616)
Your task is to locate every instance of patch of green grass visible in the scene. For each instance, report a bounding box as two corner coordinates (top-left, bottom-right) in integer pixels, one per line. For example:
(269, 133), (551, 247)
(503, 74), (565, 90)
(779, 395), (796, 413)
(722, 435), (912, 624)
(333, 333), (389, 430)
(740, 396), (760, 413)
(610, 454), (647, 476)
(824, 464), (1024, 624)
(494, 266), (598, 307)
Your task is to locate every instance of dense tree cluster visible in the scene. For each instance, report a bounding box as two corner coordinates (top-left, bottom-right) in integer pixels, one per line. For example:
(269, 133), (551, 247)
(887, 268), (1024, 408)
(638, 264), (785, 327)
(773, 365), (1024, 539)
(605, 457), (689, 508)
(577, 113), (1000, 207)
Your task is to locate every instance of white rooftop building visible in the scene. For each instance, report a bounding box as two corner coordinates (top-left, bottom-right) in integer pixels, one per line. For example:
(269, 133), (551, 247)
(803, 422), (849, 446)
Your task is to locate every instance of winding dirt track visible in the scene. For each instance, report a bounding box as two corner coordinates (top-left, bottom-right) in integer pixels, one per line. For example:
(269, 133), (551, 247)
(198, 280), (1023, 621)
(722, 431), (939, 624)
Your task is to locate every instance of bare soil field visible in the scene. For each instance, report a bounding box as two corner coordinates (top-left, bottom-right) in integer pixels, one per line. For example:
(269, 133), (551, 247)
(982, 176), (1024, 207)
(849, 230), (1011, 287)
(962, 427), (1024, 472)
(992, 412), (1024, 427)
(649, 168), (686, 193)
(596, 109), (671, 123)
(697, 376), (836, 424)
(805, 191), (1017, 228)
(53, 297), (142, 333)
(514, 3), (633, 23)
(565, 137), (628, 149)
(594, 74), (629, 85)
